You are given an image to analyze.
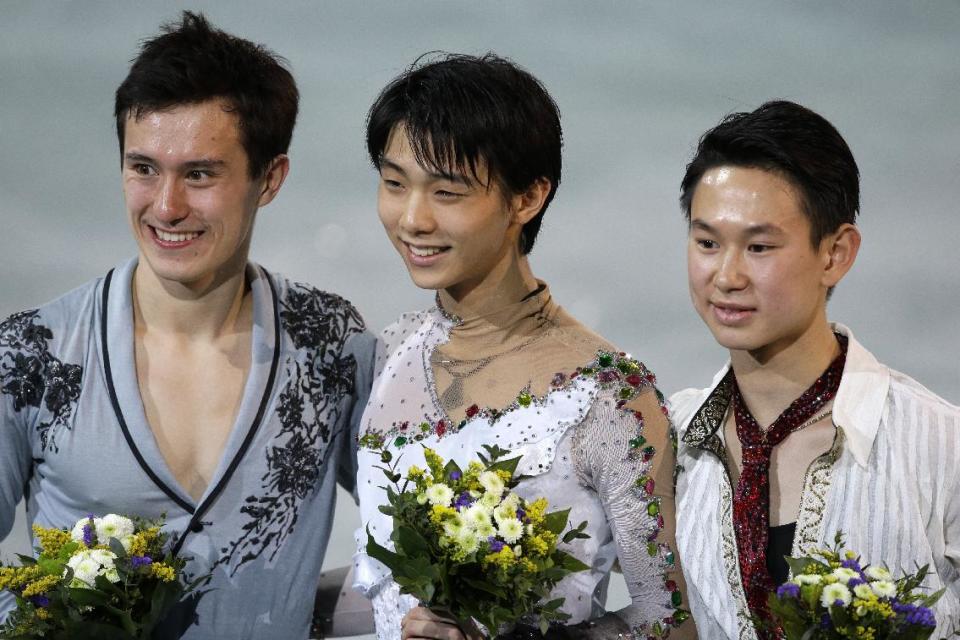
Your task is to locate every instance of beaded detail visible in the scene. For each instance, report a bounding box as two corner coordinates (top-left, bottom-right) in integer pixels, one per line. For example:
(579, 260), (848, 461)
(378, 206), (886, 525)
(359, 350), (659, 451)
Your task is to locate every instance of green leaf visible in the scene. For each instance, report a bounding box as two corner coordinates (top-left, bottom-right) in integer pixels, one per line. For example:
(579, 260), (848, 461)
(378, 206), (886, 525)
(66, 586), (112, 606)
(108, 537), (127, 559)
(543, 509), (571, 535)
(394, 523), (431, 558)
(364, 529), (404, 573)
(488, 456), (521, 477)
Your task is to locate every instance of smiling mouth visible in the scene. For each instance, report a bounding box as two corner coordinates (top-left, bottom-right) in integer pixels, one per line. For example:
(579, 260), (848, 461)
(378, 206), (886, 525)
(405, 243), (450, 259)
(150, 226), (203, 245)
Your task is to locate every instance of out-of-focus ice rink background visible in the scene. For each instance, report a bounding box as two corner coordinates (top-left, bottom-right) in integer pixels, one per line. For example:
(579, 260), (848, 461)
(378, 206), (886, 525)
(2, 3), (958, 635)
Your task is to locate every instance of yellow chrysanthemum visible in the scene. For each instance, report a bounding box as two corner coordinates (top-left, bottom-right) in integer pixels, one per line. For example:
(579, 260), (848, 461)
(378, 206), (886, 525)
(430, 505), (457, 527)
(32, 524), (72, 556)
(853, 626), (876, 640)
(519, 558), (538, 574)
(407, 466), (425, 480)
(21, 574), (59, 598)
(854, 598), (895, 620)
(35, 608), (51, 620)
(0, 565), (42, 591)
(149, 562), (176, 582)
(525, 535), (550, 557)
(482, 546), (516, 570)
(525, 498), (548, 526)
(423, 448), (445, 478)
(495, 470), (512, 483)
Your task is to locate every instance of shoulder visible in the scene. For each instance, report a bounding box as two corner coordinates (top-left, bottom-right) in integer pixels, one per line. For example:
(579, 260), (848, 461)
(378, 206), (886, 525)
(1, 277), (102, 348)
(267, 272), (368, 351)
(885, 367), (960, 425)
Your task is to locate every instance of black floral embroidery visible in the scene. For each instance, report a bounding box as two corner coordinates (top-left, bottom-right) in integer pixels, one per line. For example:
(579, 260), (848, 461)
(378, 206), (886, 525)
(0, 310), (83, 452)
(218, 284), (364, 574)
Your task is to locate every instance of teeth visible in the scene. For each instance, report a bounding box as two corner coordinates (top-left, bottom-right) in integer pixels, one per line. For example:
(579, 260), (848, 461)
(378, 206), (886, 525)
(409, 246), (444, 257)
(156, 229), (200, 243)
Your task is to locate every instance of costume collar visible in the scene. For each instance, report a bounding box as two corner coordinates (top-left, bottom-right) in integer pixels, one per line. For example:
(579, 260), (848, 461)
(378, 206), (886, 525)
(682, 323), (887, 468)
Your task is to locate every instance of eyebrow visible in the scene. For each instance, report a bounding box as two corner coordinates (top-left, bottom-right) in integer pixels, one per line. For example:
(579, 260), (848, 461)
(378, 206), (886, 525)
(690, 219), (785, 236)
(379, 157), (470, 186)
(123, 153), (226, 171)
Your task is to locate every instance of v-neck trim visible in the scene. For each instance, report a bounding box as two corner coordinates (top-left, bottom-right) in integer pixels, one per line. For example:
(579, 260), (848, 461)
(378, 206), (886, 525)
(99, 259), (281, 537)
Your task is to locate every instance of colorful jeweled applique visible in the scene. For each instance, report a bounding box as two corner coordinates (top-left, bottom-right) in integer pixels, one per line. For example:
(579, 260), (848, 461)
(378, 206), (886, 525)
(359, 350), (659, 451)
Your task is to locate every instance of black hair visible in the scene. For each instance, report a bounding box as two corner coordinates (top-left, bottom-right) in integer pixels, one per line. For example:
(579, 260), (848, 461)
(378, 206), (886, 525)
(114, 11), (298, 178)
(366, 52), (562, 255)
(680, 100), (859, 246)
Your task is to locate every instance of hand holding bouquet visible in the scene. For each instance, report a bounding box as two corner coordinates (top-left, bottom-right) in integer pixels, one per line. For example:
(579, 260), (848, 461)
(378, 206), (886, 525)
(768, 532), (949, 639)
(0, 514), (206, 639)
(365, 444), (590, 636)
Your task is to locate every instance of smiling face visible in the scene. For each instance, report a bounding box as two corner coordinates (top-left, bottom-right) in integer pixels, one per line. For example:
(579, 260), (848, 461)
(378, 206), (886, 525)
(687, 165), (844, 360)
(377, 126), (530, 301)
(122, 99), (285, 292)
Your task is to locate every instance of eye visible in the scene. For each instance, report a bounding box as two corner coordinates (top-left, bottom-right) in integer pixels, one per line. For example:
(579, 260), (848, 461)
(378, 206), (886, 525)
(131, 163), (156, 176)
(747, 243), (774, 253)
(435, 189), (464, 200)
(695, 238), (718, 250)
(382, 178), (403, 191)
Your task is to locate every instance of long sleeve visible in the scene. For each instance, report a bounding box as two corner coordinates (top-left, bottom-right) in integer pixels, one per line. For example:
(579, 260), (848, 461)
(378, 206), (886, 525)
(336, 327), (378, 501)
(0, 311), (40, 541)
(574, 386), (695, 639)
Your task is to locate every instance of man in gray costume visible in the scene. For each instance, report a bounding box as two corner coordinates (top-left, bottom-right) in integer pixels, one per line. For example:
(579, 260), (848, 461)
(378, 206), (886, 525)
(0, 12), (375, 638)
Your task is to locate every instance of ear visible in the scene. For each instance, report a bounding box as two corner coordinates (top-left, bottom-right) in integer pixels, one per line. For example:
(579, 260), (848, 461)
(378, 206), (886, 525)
(821, 223), (861, 288)
(510, 177), (552, 225)
(256, 154), (291, 207)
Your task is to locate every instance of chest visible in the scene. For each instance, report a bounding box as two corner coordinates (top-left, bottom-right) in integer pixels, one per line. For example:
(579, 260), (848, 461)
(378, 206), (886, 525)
(135, 335), (251, 499)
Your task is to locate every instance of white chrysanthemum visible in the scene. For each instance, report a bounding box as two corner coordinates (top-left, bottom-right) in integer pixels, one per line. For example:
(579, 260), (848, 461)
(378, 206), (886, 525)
(493, 504), (517, 526)
(853, 583), (874, 600)
(500, 492), (520, 510)
(831, 567), (860, 584)
(864, 566), (892, 581)
(442, 515), (464, 538)
(426, 483), (454, 506)
(462, 504), (492, 529)
(498, 518), (524, 544)
(478, 471), (505, 497)
(871, 580), (897, 599)
(96, 514), (135, 544)
(454, 528), (479, 555)
(794, 574), (823, 585)
(65, 548), (120, 588)
(820, 582), (852, 608)
(513, 545), (522, 557)
(475, 520), (496, 538)
(416, 492), (429, 505)
(71, 518), (94, 543)
(479, 492), (500, 509)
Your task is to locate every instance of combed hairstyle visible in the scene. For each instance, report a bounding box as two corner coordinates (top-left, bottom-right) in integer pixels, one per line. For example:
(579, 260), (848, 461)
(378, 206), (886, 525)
(680, 100), (859, 246)
(114, 11), (298, 178)
(366, 52), (562, 255)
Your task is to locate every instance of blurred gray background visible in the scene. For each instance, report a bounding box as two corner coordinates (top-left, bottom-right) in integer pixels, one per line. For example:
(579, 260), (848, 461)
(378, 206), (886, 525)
(2, 1), (958, 633)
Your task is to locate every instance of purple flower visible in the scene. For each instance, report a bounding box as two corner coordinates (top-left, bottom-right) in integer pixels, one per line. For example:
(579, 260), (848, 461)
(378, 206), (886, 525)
(453, 491), (474, 511)
(847, 577), (865, 589)
(29, 595), (50, 608)
(449, 471), (462, 481)
(903, 606), (937, 628)
(820, 613), (833, 629)
(82, 521), (95, 546)
(840, 557), (863, 574)
(131, 555), (153, 568)
(487, 537), (504, 552)
(776, 583), (800, 599)
(516, 508), (527, 522)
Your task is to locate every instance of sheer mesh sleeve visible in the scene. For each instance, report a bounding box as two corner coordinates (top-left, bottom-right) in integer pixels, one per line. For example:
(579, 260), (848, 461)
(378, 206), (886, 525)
(573, 381), (695, 639)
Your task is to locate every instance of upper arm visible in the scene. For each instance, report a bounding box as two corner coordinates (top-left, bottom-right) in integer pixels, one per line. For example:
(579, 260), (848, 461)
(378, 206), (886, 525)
(0, 321), (38, 540)
(336, 329), (378, 500)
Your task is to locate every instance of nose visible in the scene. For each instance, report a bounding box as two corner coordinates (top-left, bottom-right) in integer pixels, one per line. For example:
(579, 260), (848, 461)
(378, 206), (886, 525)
(397, 191), (436, 235)
(715, 248), (748, 292)
(155, 177), (189, 223)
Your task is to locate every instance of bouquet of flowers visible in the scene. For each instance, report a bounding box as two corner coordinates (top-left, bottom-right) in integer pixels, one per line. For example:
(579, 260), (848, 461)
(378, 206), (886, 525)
(0, 514), (207, 639)
(365, 444), (590, 636)
(768, 532), (947, 639)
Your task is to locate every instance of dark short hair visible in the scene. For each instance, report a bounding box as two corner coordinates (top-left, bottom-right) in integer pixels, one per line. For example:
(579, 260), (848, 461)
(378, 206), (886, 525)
(680, 100), (859, 246)
(366, 52), (562, 255)
(114, 11), (298, 178)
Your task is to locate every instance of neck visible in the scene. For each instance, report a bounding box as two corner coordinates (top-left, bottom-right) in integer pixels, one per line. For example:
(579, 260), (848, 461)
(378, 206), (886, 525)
(439, 250), (539, 318)
(729, 318), (840, 427)
(132, 261), (250, 340)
